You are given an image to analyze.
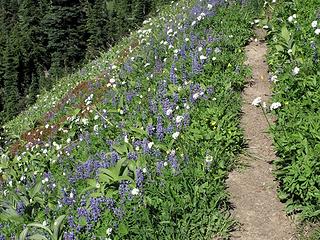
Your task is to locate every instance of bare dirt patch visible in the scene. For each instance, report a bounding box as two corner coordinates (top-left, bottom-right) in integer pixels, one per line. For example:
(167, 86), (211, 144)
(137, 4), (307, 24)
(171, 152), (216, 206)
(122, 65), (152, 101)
(226, 29), (296, 240)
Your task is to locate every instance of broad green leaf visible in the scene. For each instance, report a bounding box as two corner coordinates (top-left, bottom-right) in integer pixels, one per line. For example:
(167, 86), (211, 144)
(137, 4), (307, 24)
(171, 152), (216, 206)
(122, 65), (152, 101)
(112, 144), (127, 155)
(115, 176), (133, 182)
(281, 25), (290, 43)
(129, 127), (147, 137)
(118, 223), (129, 236)
(87, 179), (98, 188)
(53, 215), (66, 239)
(99, 169), (117, 180)
(30, 181), (42, 198)
(99, 173), (112, 183)
(275, 45), (284, 52)
(27, 223), (52, 235)
(19, 227), (29, 240)
(79, 216), (87, 227)
(29, 234), (49, 240)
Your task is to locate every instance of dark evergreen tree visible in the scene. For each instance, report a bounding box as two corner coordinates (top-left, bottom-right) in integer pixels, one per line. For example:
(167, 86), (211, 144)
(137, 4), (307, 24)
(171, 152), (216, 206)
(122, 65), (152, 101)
(85, 0), (110, 58)
(44, 0), (87, 77)
(0, 0), (167, 124)
(2, 28), (20, 121)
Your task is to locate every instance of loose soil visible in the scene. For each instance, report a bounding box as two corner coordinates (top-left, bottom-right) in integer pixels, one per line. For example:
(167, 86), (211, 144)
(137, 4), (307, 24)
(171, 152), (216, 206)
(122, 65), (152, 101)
(226, 29), (296, 240)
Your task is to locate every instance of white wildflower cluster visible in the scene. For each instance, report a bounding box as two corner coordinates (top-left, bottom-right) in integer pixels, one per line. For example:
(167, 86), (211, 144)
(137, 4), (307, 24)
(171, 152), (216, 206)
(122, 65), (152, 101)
(312, 20), (320, 35)
(175, 115), (184, 124)
(131, 188), (140, 196)
(85, 94), (94, 106)
(270, 102), (282, 110)
(192, 91), (204, 100)
(205, 155), (213, 163)
(292, 66), (300, 75)
(270, 74), (278, 83)
(172, 132), (180, 140)
(288, 14), (297, 23)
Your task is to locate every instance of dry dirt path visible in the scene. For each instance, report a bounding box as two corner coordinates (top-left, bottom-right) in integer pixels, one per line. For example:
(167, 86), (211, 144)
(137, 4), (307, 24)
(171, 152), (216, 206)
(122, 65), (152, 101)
(226, 29), (296, 240)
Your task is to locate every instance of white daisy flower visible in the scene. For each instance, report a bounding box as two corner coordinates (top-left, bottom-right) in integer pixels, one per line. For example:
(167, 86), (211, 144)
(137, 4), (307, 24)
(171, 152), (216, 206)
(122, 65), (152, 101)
(172, 132), (180, 140)
(270, 102), (282, 110)
(292, 66), (300, 75)
(312, 20), (318, 28)
(131, 188), (140, 195)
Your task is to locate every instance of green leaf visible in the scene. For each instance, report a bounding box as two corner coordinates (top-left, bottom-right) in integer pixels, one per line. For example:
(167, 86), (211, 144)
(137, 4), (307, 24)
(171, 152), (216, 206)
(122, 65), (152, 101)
(27, 223), (52, 235)
(115, 176), (134, 182)
(79, 216), (87, 227)
(118, 223), (129, 236)
(53, 215), (66, 239)
(112, 144), (127, 155)
(129, 127), (147, 137)
(30, 181), (42, 198)
(281, 25), (290, 43)
(29, 234), (49, 240)
(87, 179), (98, 188)
(19, 227), (29, 240)
(99, 169), (117, 180)
(119, 95), (124, 109)
(73, 108), (81, 116)
(99, 173), (112, 183)
(275, 45), (284, 52)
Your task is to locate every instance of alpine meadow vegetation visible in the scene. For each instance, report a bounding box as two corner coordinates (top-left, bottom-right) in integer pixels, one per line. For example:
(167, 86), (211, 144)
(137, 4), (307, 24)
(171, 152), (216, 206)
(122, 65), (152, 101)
(263, 0), (320, 221)
(0, 0), (265, 239)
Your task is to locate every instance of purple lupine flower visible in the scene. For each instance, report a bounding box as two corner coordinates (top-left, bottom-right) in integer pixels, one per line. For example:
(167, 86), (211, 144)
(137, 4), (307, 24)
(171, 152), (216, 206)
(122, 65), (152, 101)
(111, 151), (120, 165)
(113, 207), (125, 219)
(206, 47), (212, 56)
(104, 198), (116, 211)
(149, 98), (158, 114)
(166, 124), (174, 134)
(68, 216), (76, 228)
(192, 52), (202, 74)
(64, 232), (75, 240)
(183, 113), (191, 128)
(119, 181), (130, 200)
(173, 92), (179, 103)
(136, 168), (144, 188)
(124, 61), (133, 73)
(147, 124), (154, 136)
(156, 161), (165, 174)
(142, 138), (150, 154)
(162, 98), (174, 117)
(155, 59), (164, 73)
(77, 207), (90, 222)
(207, 86), (214, 95)
(127, 151), (138, 161)
(156, 116), (164, 140)
(89, 198), (102, 222)
(126, 91), (136, 102)
(16, 201), (25, 215)
(168, 151), (179, 172)
(61, 189), (76, 206)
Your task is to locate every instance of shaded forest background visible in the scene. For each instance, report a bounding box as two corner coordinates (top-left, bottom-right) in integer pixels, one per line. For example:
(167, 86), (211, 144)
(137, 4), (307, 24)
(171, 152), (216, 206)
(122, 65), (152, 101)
(0, 0), (168, 124)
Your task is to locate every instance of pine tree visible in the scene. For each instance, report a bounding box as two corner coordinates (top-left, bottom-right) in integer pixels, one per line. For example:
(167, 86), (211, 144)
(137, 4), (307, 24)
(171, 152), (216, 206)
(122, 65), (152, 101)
(44, 0), (87, 77)
(18, 0), (50, 93)
(85, 0), (110, 58)
(2, 29), (20, 121)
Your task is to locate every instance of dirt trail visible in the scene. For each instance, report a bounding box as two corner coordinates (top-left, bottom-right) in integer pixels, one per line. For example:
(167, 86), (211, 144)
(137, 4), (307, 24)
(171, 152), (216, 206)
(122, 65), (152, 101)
(226, 29), (296, 240)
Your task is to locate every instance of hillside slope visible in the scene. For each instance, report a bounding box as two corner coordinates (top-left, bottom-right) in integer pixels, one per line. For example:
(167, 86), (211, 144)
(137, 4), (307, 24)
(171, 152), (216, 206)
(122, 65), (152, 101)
(0, 0), (262, 239)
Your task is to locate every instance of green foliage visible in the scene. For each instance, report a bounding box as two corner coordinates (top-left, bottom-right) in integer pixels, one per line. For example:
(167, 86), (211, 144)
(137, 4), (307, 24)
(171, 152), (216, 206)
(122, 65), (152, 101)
(0, 0), (163, 124)
(0, 0), (261, 239)
(264, 0), (320, 221)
